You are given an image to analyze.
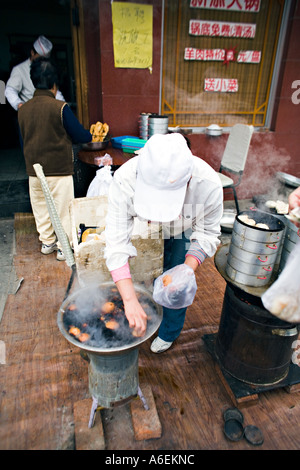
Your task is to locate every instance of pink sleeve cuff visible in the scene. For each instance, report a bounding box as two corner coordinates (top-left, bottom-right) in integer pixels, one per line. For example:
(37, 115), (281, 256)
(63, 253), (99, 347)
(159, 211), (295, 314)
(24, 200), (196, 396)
(110, 262), (132, 283)
(185, 254), (201, 265)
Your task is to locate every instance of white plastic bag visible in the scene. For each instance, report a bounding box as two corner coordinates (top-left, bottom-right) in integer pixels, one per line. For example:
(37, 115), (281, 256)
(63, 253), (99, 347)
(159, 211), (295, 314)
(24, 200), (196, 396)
(262, 238), (300, 323)
(86, 165), (113, 197)
(153, 264), (197, 309)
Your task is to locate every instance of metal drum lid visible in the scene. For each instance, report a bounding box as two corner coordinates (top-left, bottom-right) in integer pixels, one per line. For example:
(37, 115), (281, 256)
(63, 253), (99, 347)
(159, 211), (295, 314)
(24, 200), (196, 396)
(223, 407), (244, 423)
(223, 407), (264, 446)
(244, 425), (264, 446)
(224, 419), (244, 441)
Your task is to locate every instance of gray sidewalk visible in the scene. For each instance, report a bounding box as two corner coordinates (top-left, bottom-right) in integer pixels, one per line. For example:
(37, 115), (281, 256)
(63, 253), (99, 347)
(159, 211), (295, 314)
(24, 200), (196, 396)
(0, 217), (23, 322)
(0, 146), (31, 218)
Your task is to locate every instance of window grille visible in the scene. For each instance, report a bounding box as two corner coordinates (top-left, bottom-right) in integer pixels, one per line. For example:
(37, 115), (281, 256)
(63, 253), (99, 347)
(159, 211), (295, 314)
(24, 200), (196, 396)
(161, 0), (284, 128)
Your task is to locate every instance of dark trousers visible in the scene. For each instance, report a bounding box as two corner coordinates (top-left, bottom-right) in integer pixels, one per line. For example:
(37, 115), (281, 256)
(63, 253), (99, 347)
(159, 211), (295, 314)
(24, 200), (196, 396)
(158, 231), (191, 342)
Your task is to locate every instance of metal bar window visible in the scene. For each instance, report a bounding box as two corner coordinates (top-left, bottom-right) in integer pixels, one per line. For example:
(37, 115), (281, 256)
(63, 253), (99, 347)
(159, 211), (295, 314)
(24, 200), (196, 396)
(161, 0), (285, 128)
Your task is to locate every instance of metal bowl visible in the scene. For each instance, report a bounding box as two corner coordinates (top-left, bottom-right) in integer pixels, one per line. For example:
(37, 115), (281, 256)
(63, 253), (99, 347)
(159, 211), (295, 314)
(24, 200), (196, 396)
(82, 136), (110, 151)
(205, 124), (223, 137)
(57, 282), (162, 355)
(276, 171), (300, 188)
(220, 210), (236, 232)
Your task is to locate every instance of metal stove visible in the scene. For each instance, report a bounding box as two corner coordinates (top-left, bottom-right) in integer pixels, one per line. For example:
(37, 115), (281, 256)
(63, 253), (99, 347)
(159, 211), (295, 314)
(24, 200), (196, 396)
(57, 282), (162, 426)
(204, 243), (300, 403)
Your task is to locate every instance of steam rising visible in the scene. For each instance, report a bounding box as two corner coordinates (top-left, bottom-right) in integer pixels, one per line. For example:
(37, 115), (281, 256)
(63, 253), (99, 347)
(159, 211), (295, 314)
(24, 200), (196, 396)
(208, 132), (291, 200)
(62, 284), (159, 349)
(239, 135), (291, 199)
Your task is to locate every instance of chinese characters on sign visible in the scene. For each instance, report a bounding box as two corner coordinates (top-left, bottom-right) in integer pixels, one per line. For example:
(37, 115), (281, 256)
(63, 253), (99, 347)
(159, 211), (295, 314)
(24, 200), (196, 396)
(188, 1), (260, 93)
(204, 78), (238, 92)
(184, 48), (261, 64)
(237, 50), (261, 63)
(190, 0), (260, 12)
(189, 20), (256, 38)
(111, 2), (153, 69)
(184, 48), (225, 61)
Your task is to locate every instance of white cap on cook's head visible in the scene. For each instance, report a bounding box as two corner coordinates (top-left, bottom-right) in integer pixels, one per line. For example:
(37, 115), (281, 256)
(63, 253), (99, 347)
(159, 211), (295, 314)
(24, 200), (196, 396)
(134, 133), (194, 223)
(33, 35), (53, 57)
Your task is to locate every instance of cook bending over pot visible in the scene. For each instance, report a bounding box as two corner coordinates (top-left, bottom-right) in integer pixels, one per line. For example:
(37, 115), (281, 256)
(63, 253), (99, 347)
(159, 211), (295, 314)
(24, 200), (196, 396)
(104, 133), (223, 353)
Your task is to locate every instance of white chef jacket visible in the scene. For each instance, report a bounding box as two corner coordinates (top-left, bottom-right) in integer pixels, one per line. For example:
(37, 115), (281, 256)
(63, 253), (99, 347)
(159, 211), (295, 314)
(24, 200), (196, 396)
(104, 155), (223, 272)
(5, 58), (65, 110)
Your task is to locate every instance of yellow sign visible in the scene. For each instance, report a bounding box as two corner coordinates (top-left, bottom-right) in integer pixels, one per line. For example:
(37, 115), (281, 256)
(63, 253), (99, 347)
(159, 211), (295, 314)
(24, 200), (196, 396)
(112, 2), (153, 69)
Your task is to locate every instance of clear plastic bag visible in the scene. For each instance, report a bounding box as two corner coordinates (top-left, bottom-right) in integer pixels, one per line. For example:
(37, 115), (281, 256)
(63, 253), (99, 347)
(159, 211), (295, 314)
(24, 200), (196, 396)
(262, 238), (300, 323)
(94, 153), (113, 167)
(86, 165), (113, 197)
(153, 264), (197, 309)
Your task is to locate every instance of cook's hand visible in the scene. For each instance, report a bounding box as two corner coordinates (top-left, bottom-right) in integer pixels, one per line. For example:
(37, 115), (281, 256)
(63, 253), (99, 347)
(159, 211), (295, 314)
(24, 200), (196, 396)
(123, 297), (147, 337)
(115, 278), (147, 337)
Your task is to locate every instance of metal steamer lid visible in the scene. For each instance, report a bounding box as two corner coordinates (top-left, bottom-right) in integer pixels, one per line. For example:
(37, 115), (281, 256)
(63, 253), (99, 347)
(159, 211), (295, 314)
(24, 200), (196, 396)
(57, 282), (162, 355)
(235, 209), (285, 232)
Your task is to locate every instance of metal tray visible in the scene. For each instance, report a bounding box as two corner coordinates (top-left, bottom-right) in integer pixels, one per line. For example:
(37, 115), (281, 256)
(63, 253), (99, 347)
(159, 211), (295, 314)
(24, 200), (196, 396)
(220, 210), (236, 232)
(82, 137), (110, 151)
(276, 171), (300, 188)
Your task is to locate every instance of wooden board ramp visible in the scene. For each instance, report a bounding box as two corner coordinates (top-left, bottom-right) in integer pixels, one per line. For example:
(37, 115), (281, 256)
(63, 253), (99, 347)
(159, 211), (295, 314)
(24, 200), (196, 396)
(1, 213), (300, 449)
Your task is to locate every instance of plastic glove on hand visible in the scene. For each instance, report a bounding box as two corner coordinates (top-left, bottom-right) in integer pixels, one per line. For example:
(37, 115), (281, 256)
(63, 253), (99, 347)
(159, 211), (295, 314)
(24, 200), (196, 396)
(153, 264), (197, 309)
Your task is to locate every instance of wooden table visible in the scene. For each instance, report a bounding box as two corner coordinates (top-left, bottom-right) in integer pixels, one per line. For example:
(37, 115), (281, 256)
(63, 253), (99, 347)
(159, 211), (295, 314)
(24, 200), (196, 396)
(77, 145), (133, 167)
(75, 145), (134, 197)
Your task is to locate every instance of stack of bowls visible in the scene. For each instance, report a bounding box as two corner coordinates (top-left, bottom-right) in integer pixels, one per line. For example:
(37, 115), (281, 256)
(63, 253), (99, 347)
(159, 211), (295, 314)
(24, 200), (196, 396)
(139, 113), (152, 140)
(148, 115), (169, 138)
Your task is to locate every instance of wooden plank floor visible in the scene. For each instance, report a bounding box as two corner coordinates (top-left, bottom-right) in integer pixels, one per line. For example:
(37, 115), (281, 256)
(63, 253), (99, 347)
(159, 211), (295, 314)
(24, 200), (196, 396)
(0, 213), (300, 450)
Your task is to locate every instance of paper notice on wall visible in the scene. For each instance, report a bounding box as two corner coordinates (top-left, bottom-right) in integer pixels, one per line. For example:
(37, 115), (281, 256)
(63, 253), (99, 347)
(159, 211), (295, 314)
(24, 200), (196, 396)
(112, 2), (153, 69)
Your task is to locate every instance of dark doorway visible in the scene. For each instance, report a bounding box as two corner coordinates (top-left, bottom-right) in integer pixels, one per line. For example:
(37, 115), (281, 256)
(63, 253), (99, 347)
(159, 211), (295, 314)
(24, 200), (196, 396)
(0, 0), (75, 149)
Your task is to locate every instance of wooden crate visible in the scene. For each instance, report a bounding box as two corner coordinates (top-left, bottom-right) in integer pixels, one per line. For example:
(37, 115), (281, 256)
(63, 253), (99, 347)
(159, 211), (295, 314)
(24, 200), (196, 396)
(70, 197), (163, 288)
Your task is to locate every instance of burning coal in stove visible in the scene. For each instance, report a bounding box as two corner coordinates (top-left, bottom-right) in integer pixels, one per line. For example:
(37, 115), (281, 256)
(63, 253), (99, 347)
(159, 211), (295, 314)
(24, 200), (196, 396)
(62, 285), (158, 349)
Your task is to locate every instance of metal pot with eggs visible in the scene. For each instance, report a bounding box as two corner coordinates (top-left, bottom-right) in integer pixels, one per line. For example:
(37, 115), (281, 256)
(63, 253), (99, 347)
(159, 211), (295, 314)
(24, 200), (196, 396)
(226, 210), (285, 287)
(57, 282), (162, 409)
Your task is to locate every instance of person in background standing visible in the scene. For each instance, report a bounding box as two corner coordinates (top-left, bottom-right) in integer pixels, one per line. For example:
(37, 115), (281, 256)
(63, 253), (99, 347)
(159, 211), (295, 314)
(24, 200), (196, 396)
(18, 57), (91, 261)
(5, 35), (65, 111)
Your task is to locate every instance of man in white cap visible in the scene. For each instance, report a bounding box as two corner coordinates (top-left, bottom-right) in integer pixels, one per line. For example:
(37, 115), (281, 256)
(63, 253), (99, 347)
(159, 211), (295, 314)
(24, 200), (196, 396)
(104, 133), (223, 352)
(5, 35), (65, 110)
